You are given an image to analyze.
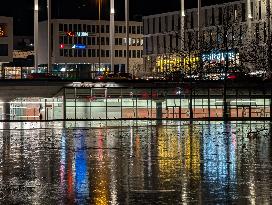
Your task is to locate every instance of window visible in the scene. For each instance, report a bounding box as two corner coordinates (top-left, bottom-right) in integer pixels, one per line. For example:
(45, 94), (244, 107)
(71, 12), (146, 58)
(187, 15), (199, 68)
(115, 26), (118, 33)
(92, 25), (96, 33)
(115, 50), (118, 57)
(259, 1), (262, 20)
(92, 49), (96, 57)
(78, 24), (82, 32)
(68, 37), (72, 44)
(106, 37), (109, 45)
(73, 24), (77, 32)
(64, 24), (68, 32)
(97, 49), (100, 57)
(69, 49), (73, 57)
(219, 8), (223, 25)
(165, 16), (168, 32)
(132, 50), (136, 58)
(88, 49), (92, 57)
(83, 24), (86, 31)
(234, 5), (238, 20)
(190, 12), (194, 29)
(137, 26), (141, 34)
(101, 25), (105, 33)
(119, 50), (122, 57)
(101, 50), (105, 57)
(88, 37), (92, 45)
(64, 36), (68, 44)
(60, 49), (64, 56)
(159, 17), (161, 33)
(264, 22), (267, 42)
(137, 50), (141, 58)
(83, 49), (86, 57)
(106, 50), (110, 57)
(69, 24), (73, 31)
(78, 37), (82, 44)
(87, 25), (91, 32)
(242, 3), (246, 22)
(251, 2), (254, 19)
(59, 24), (63, 32)
(96, 25), (99, 33)
(92, 37), (96, 45)
(106, 25), (109, 33)
(101, 37), (105, 45)
(171, 16), (175, 31)
(64, 49), (68, 57)
(78, 49), (82, 57)
(97, 37), (100, 45)
(212, 8), (215, 25)
(74, 49), (78, 57)
(119, 26), (122, 33)
(59, 36), (63, 44)
(205, 9), (208, 27)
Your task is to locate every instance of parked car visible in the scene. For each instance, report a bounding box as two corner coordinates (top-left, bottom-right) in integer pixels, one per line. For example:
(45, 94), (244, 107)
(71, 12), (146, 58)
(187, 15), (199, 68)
(28, 73), (61, 80)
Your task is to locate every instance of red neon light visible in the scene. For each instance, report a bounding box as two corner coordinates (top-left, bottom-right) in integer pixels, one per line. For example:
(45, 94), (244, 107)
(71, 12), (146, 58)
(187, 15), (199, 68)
(66, 31), (75, 37)
(60, 44), (64, 49)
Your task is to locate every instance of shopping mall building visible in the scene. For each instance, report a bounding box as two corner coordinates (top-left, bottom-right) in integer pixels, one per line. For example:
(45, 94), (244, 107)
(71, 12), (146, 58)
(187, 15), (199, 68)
(143, 0), (269, 75)
(39, 19), (144, 79)
(0, 16), (13, 77)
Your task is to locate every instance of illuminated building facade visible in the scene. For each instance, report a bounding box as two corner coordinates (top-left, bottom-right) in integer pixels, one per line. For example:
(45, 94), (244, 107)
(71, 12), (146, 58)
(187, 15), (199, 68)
(0, 16), (13, 64)
(39, 19), (143, 78)
(143, 0), (269, 74)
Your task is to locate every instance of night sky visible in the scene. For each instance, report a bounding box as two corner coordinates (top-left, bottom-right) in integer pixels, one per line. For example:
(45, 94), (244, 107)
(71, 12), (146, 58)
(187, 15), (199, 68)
(0, 0), (235, 35)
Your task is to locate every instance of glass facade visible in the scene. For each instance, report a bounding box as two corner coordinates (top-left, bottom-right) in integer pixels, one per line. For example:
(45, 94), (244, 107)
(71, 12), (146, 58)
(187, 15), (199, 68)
(1, 85), (271, 121)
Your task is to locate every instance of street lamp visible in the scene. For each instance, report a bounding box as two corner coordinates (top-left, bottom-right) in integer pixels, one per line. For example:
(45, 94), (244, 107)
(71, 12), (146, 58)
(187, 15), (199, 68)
(34, 0), (39, 72)
(110, 0), (115, 73)
(47, 0), (51, 73)
(125, 0), (129, 73)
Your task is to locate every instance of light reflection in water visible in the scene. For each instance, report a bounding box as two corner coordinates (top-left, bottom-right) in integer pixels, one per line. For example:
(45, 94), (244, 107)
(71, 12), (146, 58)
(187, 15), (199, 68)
(74, 129), (89, 203)
(0, 121), (271, 204)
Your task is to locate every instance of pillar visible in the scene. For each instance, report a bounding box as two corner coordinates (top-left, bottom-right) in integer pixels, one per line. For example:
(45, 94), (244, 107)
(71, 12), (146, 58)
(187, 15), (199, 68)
(0, 63), (4, 79)
(155, 100), (164, 125)
(2, 101), (10, 121)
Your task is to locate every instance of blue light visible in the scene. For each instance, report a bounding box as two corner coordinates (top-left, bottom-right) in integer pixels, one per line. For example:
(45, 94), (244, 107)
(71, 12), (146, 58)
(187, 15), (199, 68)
(72, 44), (87, 49)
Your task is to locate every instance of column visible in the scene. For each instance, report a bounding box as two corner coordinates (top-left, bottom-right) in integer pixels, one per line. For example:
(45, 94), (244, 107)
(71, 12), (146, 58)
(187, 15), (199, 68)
(155, 99), (164, 124)
(2, 101), (10, 121)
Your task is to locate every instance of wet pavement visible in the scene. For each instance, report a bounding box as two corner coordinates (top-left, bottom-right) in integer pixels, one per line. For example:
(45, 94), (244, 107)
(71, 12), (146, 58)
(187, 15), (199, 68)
(0, 121), (271, 204)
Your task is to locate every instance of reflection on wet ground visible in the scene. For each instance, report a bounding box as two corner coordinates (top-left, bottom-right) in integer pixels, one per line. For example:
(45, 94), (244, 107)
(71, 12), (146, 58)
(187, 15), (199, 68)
(0, 121), (271, 204)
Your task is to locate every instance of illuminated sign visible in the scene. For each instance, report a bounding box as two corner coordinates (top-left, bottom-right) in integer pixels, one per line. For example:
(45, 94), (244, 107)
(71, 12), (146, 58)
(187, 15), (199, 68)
(0, 24), (7, 37)
(76, 32), (88, 37)
(66, 32), (89, 37)
(66, 31), (75, 37)
(72, 44), (86, 49)
(202, 50), (237, 62)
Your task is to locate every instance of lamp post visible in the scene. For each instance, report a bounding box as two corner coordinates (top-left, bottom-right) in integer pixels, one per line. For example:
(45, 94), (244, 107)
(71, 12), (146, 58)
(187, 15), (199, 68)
(180, 0), (185, 51)
(47, 0), (51, 73)
(110, 0), (115, 73)
(98, 0), (102, 73)
(197, 0), (201, 49)
(125, 0), (129, 73)
(34, 0), (39, 72)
